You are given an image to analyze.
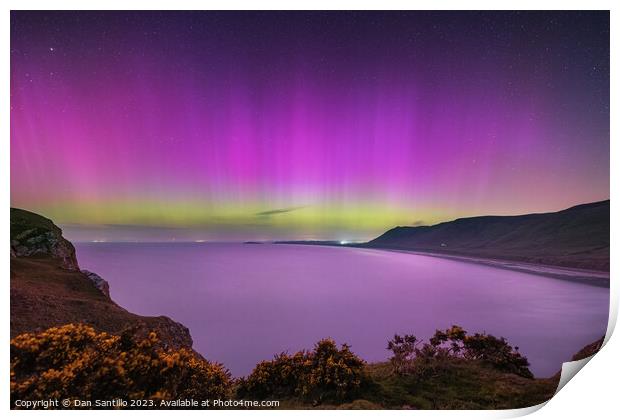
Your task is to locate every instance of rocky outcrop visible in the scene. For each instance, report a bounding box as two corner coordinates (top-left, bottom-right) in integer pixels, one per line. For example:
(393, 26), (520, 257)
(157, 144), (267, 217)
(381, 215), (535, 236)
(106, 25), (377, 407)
(570, 336), (604, 361)
(134, 316), (193, 350)
(81, 270), (111, 298)
(550, 336), (605, 381)
(10, 208), (194, 351)
(11, 208), (79, 271)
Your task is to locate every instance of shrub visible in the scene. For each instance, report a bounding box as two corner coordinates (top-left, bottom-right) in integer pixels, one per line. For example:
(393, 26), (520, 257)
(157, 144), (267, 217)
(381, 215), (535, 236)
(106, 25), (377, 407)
(11, 324), (233, 407)
(388, 325), (533, 379)
(237, 351), (311, 399)
(386, 334), (419, 375)
(461, 333), (532, 378)
(238, 338), (366, 403)
(306, 339), (366, 400)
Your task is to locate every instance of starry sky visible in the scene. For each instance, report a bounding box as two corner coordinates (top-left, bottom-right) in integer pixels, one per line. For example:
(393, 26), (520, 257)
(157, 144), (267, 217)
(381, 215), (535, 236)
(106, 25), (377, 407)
(11, 11), (609, 242)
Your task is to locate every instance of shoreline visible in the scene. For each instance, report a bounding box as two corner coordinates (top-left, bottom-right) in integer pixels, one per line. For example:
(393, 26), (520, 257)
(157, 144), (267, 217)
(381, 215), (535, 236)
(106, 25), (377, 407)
(274, 241), (609, 288)
(77, 240), (610, 288)
(353, 247), (610, 288)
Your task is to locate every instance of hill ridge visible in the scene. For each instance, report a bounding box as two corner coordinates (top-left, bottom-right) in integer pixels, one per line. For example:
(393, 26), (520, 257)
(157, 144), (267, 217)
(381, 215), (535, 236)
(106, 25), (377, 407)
(365, 200), (610, 271)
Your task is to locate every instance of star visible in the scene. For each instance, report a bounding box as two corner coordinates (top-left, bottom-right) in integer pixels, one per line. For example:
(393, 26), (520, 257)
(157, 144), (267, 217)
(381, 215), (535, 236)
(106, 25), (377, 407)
(49, 47), (55, 52)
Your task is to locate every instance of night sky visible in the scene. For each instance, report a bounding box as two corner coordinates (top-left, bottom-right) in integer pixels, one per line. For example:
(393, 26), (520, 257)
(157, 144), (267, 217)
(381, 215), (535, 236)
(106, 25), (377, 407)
(10, 11), (610, 242)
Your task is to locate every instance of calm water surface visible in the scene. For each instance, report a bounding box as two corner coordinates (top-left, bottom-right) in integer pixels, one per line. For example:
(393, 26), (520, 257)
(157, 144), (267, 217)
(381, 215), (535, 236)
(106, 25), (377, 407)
(75, 243), (609, 377)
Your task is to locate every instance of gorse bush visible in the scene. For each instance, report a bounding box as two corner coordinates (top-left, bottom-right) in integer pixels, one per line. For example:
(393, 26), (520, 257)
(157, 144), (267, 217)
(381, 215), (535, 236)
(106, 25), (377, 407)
(388, 325), (533, 379)
(461, 333), (532, 378)
(10, 324), (233, 405)
(306, 339), (366, 399)
(11, 323), (535, 408)
(237, 351), (310, 399)
(386, 334), (420, 375)
(237, 338), (366, 403)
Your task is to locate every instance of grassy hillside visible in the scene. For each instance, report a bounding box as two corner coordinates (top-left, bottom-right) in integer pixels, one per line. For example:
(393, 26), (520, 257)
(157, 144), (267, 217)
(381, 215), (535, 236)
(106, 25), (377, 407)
(261, 357), (560, 409)
(250, 334), (605, 410)
(354, 359), (558, 409)
(10, 207), (193, 349)
(10, 257), (193, 348)
(274, 363), (559, 409)
(365, 200), (609, 271)
(11, 208), (61, 235)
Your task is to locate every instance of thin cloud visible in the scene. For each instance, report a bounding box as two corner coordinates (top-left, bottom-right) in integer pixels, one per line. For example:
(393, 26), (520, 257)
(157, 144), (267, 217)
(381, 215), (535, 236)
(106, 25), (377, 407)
(255, 206), (306, 217)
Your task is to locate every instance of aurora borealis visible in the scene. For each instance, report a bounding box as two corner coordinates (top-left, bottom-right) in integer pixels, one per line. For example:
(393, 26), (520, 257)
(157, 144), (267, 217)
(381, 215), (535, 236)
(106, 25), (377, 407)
(11, 11), (609, 242)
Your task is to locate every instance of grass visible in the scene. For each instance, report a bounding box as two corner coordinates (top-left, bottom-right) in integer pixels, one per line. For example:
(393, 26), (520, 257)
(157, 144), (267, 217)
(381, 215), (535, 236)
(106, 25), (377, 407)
(256, 360), (559, 410)
(10, 257), (192, 349)
(10, 208), (60, 238)
(360, 360), (558, 409)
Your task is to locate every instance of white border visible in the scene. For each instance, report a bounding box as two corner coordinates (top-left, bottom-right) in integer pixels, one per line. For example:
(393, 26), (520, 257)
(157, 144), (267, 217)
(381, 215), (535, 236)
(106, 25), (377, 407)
(2, 2), (616, 419)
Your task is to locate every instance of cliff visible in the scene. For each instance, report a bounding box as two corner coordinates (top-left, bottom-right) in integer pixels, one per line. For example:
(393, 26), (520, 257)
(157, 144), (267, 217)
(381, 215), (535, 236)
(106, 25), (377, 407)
(10, 208), (193, 350)
(11, 208), (79, 270)
(365, 200), (610, 271)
